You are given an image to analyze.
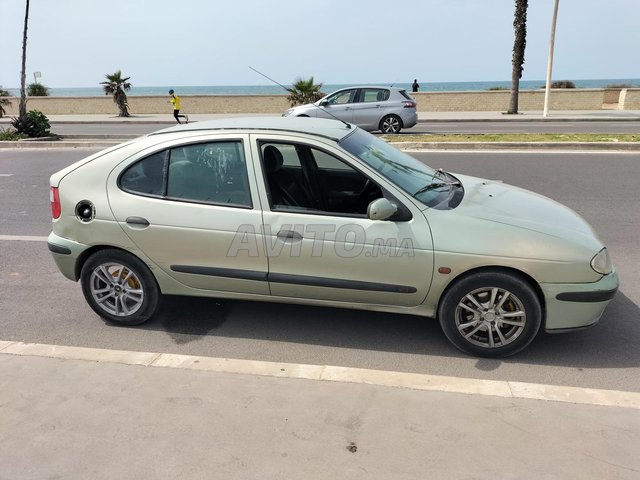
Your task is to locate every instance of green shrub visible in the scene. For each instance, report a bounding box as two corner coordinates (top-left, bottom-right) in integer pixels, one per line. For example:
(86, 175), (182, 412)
(550, 81), (576, 89)
(488, 86), (509, 91)
(27, 83), (50, 96)
(11, 110), (51, 137)
(0, 128), (23, 141)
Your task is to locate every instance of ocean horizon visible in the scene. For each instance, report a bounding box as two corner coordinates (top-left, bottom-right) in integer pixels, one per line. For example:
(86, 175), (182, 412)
(3, 79), (639, 97)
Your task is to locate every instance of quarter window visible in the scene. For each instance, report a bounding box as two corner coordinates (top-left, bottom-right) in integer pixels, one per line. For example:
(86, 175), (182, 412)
(119, 151), (165, 196)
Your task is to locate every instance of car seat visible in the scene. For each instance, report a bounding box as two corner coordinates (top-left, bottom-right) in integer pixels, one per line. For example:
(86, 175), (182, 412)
(263, 145), (313, 208)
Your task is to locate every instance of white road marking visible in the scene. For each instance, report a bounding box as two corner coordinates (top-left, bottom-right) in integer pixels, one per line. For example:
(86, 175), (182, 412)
(0, 174), (14, 177)
(1, 341), (638, 410)
(0, 235), (48, 241)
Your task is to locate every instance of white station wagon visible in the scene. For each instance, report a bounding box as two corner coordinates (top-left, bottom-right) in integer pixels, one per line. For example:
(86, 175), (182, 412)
(48, 117), (618, 357)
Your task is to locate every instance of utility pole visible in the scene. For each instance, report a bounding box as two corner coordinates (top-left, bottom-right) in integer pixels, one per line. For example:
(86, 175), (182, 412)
(543, 0), (560, 117)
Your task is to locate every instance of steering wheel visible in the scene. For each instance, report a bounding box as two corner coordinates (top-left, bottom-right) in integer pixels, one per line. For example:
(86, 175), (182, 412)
(357, 179), (379, 203)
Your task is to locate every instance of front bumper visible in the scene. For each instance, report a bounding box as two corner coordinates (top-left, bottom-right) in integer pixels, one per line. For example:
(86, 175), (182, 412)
(541, 270), (619, 332)
(47, 232), (91, 281)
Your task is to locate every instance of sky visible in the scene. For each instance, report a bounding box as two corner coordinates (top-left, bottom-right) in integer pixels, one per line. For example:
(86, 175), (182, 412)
(1, 0), (639, 89)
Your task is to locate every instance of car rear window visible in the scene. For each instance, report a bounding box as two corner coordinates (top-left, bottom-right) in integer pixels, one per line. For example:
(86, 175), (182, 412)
(399, 90), (414, 100)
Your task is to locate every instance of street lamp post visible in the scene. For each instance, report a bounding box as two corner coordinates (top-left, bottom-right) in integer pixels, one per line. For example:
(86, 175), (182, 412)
(543, 0), (560, 117)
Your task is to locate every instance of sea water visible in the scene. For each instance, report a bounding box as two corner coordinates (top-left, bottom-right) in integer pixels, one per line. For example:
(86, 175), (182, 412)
(3, 79), (639, 97)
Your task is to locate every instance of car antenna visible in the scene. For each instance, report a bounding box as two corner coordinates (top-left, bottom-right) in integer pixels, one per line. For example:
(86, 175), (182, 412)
(249, 66), (351, 129)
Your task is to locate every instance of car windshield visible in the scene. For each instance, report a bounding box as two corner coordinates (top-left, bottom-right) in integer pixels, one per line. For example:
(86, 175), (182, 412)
(340, 128), (451, 207)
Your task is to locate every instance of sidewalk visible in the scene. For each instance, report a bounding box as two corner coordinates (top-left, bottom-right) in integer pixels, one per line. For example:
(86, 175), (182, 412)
(1, 341), (639, 479)
(2, 109), (640, 124)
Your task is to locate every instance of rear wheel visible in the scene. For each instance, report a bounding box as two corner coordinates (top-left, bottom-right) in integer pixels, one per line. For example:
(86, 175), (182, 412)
(80, 249), (160, 326)
(438, 271), (541, 357)
(379, 115), (402, 134)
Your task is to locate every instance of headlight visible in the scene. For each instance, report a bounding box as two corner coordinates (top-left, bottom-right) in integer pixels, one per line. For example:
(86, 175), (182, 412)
(282, 109), (294, 117)
(591, 247), (612, 275)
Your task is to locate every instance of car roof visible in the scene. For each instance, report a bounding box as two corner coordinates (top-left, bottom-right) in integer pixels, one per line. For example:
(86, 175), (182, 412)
(330, 86), (406, 91)
(149, 116), (356, 141)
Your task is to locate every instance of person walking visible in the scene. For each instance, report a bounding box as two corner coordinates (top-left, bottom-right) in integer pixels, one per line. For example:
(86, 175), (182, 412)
(412, 79), (420, 93)
(168, 89), (188, 124)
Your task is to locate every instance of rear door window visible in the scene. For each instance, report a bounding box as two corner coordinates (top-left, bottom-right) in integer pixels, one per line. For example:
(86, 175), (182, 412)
(361, 88), (389, 102)
(119, 141), (251, 207)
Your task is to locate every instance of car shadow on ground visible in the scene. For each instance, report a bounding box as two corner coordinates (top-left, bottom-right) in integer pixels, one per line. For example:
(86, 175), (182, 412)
(141, 290), (640, 369)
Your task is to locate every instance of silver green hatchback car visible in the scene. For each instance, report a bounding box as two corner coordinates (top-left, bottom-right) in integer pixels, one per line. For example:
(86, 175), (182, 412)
(48, 117), (618, 357)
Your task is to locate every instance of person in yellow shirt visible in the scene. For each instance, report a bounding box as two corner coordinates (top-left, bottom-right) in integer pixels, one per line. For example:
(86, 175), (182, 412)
(168, 89), (188, 124)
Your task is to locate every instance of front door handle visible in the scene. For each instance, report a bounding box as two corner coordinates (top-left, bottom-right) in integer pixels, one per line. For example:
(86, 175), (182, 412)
(277, 230), (303, 241)
(126, 216), (150, 228)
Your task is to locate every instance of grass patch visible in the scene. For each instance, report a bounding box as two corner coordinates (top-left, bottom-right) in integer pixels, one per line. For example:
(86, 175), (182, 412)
(384, 133), (640, 143)
(0, 128), (24, 141)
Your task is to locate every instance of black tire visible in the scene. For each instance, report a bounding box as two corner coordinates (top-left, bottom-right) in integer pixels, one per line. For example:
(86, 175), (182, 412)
(80, 249), (160, 326)
(438, 271), (541, 357)
(379, 115), (403, 134)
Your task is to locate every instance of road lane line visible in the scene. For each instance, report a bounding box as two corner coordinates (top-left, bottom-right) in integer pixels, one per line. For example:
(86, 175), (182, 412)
(0, 174), (13, 177)
(2, 341), (639, 410)
(0, 235), (48, 242)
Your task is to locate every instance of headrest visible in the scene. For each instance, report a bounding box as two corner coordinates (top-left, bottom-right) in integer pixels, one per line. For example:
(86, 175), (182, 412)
(263, 145), (284, 173)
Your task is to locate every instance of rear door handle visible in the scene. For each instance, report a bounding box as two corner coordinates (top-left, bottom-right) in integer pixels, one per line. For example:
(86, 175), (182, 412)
(277, 230), (303, 241)
(126, 216), (150, 228)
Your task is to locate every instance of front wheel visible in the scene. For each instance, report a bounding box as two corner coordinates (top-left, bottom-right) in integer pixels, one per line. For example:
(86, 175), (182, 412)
(379, 115), (403, 134)
(438, 271), (541, 357)
(80, 249), (160, 326)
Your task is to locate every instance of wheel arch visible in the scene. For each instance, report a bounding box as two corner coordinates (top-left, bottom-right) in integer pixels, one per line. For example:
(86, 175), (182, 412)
(74, 245), (151, 283)
(379, 114), (404, 132)
(436, 265), (546, 322)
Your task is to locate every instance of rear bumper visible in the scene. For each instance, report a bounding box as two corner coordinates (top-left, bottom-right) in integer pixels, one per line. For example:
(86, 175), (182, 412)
(541, 270), (619, 332)
(47, 232), (90, 281)
(402, 111), (418, 129)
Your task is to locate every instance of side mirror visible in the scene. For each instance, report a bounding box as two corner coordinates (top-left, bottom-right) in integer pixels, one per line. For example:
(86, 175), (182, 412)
(319, 100), (329, 107)
(367, 198), (398, 221)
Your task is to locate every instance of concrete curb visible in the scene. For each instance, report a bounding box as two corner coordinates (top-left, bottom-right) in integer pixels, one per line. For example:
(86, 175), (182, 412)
(394, 141), (640, 151)
(2, 341), (639, 409)
(0, 140), (124, 149)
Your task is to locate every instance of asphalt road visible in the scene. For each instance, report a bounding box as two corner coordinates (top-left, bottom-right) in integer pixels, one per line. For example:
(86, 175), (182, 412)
(47, 120), (640, 138)
(1, 148), (639, 393)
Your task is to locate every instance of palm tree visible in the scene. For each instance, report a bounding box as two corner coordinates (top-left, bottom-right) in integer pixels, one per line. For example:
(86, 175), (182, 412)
(287, 77), (324, 107)
(508, 0), (528, 114)
(100, 70), (132, 117)
(19, 0), (30, 118)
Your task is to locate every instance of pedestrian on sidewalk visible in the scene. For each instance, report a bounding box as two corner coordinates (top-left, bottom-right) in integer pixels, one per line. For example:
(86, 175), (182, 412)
(168, 89), (189, 124)
(412, 79), (420, 93)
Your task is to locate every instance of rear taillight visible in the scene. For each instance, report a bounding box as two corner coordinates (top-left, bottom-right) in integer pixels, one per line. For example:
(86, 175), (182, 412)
(50, 187), (61, 219)
(403, 101), (416, 109)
